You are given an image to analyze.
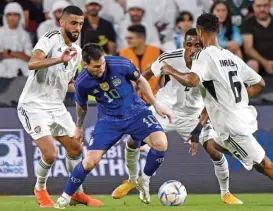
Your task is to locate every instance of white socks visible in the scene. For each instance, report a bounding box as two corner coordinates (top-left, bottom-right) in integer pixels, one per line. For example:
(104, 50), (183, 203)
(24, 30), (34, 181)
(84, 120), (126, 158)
(213, 155), (229, 196)
(66, 153), (83, 193)
(35, 158), (52, 190)
(125, 142), (140, 183)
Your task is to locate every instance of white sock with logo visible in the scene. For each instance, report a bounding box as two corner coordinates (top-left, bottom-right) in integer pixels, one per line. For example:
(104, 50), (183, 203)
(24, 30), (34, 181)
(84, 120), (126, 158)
(213, 155), (230, 196)
(35, 158), (52, 190)
(125, 142), (140, 184)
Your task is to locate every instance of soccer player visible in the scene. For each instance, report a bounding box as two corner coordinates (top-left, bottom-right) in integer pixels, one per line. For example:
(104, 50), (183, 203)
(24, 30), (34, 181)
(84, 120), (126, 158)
(161, 13), (273, 182)
(17, 6), (102, 208)
(54, 43), (171, 209)
(112, 28), (242, 205)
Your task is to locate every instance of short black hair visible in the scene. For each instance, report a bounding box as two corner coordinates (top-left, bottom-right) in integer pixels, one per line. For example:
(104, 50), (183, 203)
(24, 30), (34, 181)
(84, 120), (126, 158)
(127, 24), (146, 37)
(62, 5), (83, 17)
(184, 28), (197, 40)
(196, 13), (219, 33)
(82, 43), (104, 64)
(176, 11), (194, 24)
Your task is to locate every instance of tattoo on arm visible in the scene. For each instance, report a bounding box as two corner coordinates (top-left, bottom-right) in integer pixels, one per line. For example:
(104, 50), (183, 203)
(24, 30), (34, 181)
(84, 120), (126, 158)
(76, 103), (87, 128)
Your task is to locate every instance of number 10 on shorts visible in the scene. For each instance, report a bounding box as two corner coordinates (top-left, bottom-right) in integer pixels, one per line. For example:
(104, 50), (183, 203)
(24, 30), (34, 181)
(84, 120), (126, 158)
(143, 115), (158, 128)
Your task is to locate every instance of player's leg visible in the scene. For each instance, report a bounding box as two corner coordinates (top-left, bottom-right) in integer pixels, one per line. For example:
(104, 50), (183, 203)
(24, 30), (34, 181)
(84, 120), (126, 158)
(253, 156), (273, 179)
(202, 139), (243, 204)
(112, 107), (174, 199)
(17, 107), (56, 207)
(54, 111), (102, 207)
(54, 120), (124, 209)
(130, 110), (168, 204)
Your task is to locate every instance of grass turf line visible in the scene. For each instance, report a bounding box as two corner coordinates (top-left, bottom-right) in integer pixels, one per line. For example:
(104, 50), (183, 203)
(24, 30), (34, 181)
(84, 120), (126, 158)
(0, 194), (273, 211)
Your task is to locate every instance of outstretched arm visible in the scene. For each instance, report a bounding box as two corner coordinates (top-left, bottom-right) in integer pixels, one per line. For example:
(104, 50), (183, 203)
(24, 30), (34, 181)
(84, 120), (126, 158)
(247, 78), (265, 97)
(161, 62), (200, 87)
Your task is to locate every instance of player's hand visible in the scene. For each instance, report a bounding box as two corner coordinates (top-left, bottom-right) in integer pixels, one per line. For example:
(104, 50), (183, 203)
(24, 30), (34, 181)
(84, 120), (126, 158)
(161, 61), (174, 75)
(61, 47), (77, 63)
(185, 135), (199, 156)
(154, 102), (172, 123)
(75, 127), (84, 143)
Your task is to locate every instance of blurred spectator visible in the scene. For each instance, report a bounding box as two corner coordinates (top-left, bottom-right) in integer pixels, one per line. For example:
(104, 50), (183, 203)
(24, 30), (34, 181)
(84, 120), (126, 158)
(118, 24), (162, 104)
(0, 2), (32, 78)
(81, 0), (116, 55)
(99, 0), (125, 26)
(226, 0), (254, 26)
(241, 0), (273, 75)
(143, 0), (177, 51)
(271, 0), (273, 14)
(37, 0), (70, 39)
(175, 11), (194, 49)
(174, 0), (213, 26)
(211, 1), (243, 57)
(116, 0), (161, 51)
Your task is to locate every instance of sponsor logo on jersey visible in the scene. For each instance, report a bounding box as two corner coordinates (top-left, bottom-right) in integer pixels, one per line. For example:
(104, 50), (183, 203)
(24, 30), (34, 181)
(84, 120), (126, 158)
(113, 78), (121, 87)
(100, 82), (110, 91)
(0, 130), (28, 178)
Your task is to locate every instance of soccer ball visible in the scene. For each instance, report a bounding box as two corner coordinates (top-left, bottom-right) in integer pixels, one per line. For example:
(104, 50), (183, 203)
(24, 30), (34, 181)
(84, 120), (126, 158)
(158, 180), (187, 206)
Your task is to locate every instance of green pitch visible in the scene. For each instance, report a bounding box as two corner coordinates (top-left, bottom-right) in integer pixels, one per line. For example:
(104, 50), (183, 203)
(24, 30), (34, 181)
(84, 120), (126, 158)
(1, 194), (273, 211)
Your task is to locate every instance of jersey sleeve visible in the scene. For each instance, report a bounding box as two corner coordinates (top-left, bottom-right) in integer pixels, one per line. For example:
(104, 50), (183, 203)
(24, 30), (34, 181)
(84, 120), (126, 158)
(126, 61), (141, 81)
(237, 57), (262, 86)
(75, 81), (88, 106)
(150, 58), (162, 77)
(33, 32), (56, 56)
(190, 51), (212, 82)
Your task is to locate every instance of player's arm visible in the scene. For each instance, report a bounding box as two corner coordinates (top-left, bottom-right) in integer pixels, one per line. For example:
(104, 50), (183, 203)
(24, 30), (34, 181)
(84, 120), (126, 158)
(142, 66), (155, 81)
(238, 57), (266, 97)
(68, 80), (75, 93)
(161, 61), (200, 87)
(28, 48), (76, 70)
(246, 78), (265, 97)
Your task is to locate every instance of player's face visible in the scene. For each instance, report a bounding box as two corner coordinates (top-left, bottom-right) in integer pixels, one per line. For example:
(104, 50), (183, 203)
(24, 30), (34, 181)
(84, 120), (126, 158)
(85, 56), (106, 78)
(61, 14), (84, 42)
(126, 31), (143, 48)
(253, 0), (270, 20)
(212, 3), (228, 24)
(129, 8), (144, 23)
(6, 13), (20, 29)
(86, 3), (101, 17)
(183, 35), (201, 62)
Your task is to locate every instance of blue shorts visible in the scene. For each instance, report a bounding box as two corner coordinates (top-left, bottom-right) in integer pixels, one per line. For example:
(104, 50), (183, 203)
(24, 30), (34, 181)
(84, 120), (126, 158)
(88, 109), (164, 150)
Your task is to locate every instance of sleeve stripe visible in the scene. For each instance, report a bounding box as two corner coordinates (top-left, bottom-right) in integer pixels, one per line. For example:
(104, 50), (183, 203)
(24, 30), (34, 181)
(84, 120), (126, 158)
(158, 50), (183, 60)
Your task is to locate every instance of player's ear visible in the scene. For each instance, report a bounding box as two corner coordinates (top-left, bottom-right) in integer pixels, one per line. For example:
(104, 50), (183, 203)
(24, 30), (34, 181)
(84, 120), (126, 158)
(60, 18), (65, 27)
(82, 61), (88, 68)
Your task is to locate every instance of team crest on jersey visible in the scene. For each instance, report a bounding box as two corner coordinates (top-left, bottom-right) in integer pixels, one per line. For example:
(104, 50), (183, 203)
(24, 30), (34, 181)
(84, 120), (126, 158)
(100, 82), (110, 91)
(34, 126), (41, 134)
(113, 78), (121, 87)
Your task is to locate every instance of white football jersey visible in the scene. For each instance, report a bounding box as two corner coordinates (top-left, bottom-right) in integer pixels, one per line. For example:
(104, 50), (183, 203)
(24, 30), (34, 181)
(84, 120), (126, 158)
(151, 48), (204, 118)
(18, 30), (82, 111)
(191, 46), (262, 140)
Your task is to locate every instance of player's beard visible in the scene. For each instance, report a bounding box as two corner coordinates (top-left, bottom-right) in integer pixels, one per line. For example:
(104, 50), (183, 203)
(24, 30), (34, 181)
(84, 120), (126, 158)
(65, 29), (79, 42)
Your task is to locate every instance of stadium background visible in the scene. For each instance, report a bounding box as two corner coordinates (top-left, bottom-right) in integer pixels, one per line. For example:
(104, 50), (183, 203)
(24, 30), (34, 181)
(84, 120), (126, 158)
(1, 0), (273, 195)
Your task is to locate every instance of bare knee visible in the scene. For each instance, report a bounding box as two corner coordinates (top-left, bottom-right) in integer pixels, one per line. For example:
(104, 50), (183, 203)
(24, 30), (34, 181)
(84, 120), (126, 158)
(82, 151), (103, 170)
(203, 139), (222, 161)
(67, 143), (83, 158)
(149, 132), (168, 152)
(254, 156), (273, 179)
(43, 147), (58, 164)
(127, 136), (137, 149)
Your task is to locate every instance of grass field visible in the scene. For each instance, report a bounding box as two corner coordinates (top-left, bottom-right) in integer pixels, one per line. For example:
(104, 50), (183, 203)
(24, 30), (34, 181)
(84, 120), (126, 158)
(0, 194), (273, 211)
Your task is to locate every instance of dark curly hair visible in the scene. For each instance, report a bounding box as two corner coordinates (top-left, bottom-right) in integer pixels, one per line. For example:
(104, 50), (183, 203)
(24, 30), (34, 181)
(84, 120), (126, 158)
(210, 0), (233, 41)
(196, 13), (219, 34)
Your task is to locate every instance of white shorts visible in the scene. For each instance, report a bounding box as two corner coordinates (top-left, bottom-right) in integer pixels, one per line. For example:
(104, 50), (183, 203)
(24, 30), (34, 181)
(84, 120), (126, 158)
(17, 106), (76, 140)
(150, 107), (218, 145)
(215, 134), (265, 171)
